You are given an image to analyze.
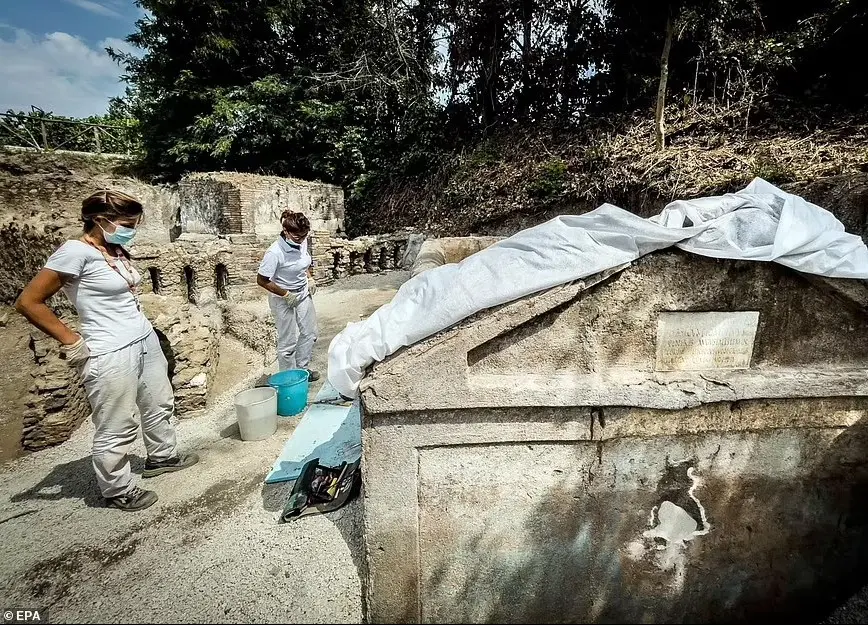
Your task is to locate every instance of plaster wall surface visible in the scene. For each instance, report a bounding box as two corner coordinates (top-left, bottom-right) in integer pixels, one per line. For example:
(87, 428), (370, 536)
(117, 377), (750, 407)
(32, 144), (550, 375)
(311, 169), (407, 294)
(362, 399), (868, 623)
(178, 176), (228, 235)
(247, 178), (344, 238)
(359, 250), (868, 623)
(179, 173), (344, 237)
(362, 252), (868, 413)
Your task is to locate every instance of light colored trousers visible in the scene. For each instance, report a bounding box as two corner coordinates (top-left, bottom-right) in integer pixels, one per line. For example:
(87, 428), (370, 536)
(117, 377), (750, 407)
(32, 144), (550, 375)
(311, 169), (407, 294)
(79, 330), (178, 498)
(269, 293), (318, 371)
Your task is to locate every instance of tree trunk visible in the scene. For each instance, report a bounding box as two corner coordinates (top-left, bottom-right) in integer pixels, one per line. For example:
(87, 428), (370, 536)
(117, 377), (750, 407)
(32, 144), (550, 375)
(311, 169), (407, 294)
(519, 0), (533, 120)
(479, 7), (503, 131)
(559, 2), (581, 124)
(655, 14), (676, 151)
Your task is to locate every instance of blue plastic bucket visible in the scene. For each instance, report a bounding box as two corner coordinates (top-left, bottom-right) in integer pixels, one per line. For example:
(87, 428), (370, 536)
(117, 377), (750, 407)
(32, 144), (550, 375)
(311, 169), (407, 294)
(268, 369), (310, 417)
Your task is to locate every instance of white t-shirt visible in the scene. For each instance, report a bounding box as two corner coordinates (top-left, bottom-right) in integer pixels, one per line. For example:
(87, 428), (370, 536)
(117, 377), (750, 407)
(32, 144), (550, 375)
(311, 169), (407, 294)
(258, 236), (312, 295)
(45, 240), (153, 357)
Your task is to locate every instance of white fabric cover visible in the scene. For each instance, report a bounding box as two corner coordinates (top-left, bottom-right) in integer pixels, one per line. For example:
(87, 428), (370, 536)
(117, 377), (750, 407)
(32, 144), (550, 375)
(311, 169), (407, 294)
(328, 178), (868, 398)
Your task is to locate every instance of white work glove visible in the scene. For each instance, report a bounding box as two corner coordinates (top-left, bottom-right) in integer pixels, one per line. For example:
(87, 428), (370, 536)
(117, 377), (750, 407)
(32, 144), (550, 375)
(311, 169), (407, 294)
(308, 277), (317, 296)
(61, 336), (90, 366)
(282, 291), (299, 308)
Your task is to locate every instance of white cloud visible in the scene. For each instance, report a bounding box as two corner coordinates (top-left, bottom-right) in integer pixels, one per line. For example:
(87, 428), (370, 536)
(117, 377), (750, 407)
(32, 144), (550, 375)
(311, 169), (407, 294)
(101, 36), (138, 59)
(0, 26), (135, 118)
(62, 0), (124, 19)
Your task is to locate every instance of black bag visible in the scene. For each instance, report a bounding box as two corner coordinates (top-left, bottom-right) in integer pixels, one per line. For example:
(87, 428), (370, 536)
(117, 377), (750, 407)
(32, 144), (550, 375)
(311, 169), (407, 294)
(279, 457), (361, 523)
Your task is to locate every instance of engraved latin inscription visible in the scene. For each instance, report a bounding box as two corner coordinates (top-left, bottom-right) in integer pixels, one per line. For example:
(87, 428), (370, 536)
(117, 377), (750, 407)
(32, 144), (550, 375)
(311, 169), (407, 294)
(656, 311), (759, 371)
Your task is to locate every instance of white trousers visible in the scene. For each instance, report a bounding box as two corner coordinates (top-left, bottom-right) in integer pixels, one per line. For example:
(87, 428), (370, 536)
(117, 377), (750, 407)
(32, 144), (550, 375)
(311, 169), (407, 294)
(269, 293), (318, 371)
(79, 330), (178, 498)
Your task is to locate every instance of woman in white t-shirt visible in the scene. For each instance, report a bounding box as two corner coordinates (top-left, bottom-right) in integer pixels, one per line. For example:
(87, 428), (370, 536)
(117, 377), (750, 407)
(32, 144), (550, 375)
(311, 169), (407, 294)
(15, 190), (198, 512)
(256, 211), (320, 381)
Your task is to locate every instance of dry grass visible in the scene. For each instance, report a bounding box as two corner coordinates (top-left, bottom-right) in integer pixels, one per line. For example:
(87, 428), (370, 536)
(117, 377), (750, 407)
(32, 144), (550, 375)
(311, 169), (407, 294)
(357, 104), (868, 236)
(583, 105), (868, 202)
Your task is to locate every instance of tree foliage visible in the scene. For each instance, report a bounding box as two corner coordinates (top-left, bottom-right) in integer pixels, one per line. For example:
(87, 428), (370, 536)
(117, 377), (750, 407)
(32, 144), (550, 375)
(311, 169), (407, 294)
(101, 0), (867, 191)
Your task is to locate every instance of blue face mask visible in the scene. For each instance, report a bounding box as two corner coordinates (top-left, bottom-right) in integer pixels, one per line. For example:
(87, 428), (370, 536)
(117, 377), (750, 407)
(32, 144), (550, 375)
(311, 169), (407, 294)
(101, 220), (138, 246)
(283, 231), (303, 249)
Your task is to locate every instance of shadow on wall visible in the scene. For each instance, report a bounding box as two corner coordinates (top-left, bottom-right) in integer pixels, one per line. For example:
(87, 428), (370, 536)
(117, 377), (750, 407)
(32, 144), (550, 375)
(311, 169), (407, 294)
(215, 263), (229, 300)
(169, 205), (181, 242)
(154, 327), (176, 379)
(183, 266), (197, 304)
(147, 267), (162, 294)
(418, 415), (868, 624)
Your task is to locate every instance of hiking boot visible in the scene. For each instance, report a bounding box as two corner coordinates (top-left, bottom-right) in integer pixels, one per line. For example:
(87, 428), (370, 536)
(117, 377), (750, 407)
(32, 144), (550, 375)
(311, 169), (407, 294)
(142, 452), (200, 478)
(107, 486), (158, 512)
(305, 369), (321, 382)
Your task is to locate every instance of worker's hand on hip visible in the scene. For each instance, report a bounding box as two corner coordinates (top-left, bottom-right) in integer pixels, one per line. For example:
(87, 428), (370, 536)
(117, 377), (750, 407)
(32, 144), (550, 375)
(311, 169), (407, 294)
(308, 277), (317, 296)
(282, 291), (299, 308)
(61, 336), (90, 366)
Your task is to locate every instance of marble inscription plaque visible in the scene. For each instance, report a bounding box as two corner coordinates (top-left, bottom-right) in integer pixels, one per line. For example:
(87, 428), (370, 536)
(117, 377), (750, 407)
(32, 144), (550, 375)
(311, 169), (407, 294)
(655, 311), (759, 371)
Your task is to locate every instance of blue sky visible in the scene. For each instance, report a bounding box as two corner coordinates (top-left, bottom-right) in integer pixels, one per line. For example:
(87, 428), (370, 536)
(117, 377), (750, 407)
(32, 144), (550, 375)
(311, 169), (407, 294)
(0, 0), (143, 117)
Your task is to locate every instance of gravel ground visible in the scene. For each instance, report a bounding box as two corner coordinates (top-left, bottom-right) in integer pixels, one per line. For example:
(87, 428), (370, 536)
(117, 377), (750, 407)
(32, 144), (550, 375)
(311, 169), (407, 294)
(824, 584), (868, 624)
(0, 274), (407, 624)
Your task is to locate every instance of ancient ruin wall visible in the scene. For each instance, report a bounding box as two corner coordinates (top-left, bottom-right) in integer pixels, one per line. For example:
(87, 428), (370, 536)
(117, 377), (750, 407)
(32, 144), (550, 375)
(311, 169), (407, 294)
(146, 299), (221, 415)
(0, 149), (179, 305)
(179, 172), (345, 238)
(22, 327), (91, 450)
(1, 149), (413, 454)
(178, 176), (231, 236)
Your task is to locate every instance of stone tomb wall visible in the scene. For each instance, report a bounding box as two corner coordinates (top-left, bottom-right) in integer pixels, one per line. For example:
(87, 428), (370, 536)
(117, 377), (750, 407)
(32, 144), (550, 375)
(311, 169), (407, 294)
(359, 250), (868, 624)
(22, 325), (91, 450)
(132, 231), (414, 301)
(179, 172), (345, 238)
(20, 229), (412, 451)
(362, 398), (868, 624)
(21, 299), (220, 450)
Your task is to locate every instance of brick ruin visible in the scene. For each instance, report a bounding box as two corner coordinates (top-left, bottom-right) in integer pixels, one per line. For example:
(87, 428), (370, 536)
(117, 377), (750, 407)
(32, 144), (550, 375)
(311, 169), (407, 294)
(131, 230), (413, 302)
(4, 167), (417, 452)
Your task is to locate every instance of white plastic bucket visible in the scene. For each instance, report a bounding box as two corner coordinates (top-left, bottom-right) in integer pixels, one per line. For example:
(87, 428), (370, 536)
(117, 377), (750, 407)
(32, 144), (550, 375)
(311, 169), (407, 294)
(234, 387), (278, 441)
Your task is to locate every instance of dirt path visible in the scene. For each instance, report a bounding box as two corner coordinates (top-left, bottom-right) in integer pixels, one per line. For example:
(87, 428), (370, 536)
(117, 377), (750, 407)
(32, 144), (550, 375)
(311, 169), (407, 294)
(0, 273), (407, 624)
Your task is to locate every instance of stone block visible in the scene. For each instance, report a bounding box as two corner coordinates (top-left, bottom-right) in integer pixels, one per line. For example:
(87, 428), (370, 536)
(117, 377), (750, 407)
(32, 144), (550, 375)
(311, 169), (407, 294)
(188, 372), (208, 388)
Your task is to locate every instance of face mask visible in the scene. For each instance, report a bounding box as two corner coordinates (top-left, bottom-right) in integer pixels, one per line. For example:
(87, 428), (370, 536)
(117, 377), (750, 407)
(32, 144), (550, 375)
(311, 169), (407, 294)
(100, 220), (138, 246)
(283, 231), (304, 249)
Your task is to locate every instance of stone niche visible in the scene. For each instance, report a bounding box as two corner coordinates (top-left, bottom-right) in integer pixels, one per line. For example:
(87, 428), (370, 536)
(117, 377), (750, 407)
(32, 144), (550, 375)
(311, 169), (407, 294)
(358, 250), (868, 624)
